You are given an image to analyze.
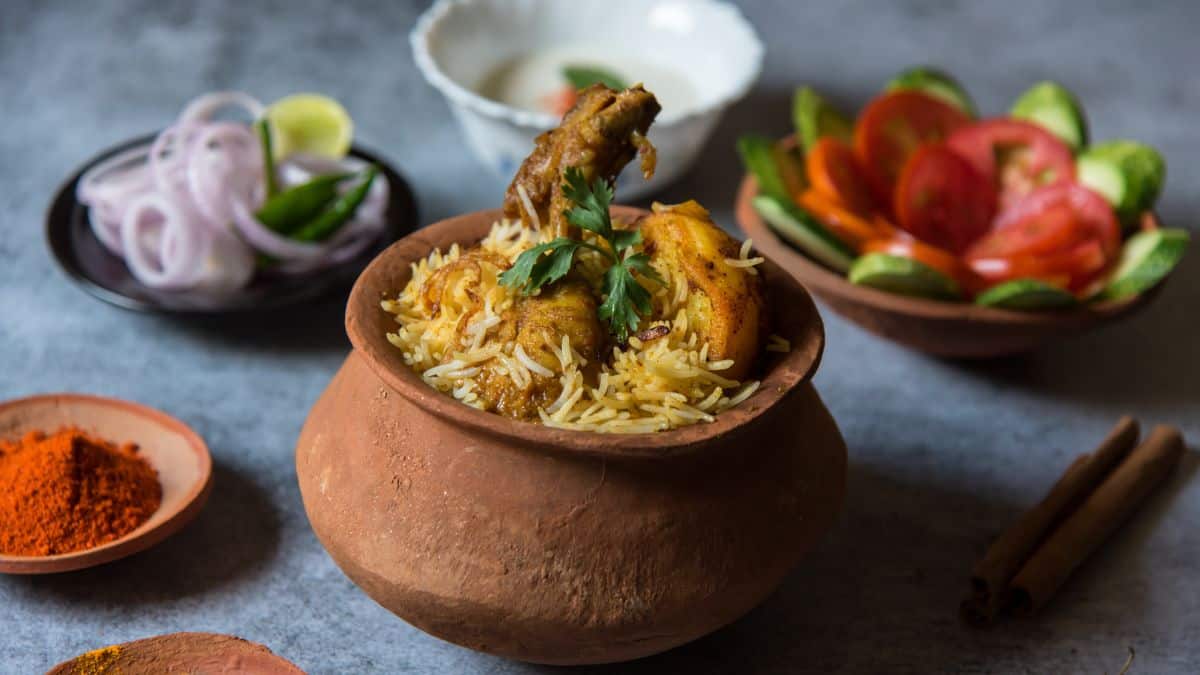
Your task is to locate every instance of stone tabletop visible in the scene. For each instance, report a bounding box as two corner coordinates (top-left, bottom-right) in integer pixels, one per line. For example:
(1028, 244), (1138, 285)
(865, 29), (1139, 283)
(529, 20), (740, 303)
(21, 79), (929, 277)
(2, 1), (1198, 673)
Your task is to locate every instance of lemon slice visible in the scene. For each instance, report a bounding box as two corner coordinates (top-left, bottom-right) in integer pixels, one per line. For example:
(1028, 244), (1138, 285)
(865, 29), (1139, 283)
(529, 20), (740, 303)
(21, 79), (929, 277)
(265, 94), (353, 160)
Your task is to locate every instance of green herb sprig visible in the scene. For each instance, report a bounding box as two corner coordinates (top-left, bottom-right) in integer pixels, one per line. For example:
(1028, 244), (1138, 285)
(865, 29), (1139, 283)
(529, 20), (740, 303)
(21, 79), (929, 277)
(499, 167), (662, 340)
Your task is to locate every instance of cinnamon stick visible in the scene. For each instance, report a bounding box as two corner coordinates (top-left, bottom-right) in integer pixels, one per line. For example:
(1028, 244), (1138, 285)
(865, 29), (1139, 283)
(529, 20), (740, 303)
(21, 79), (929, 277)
(1009, 425), (1185, 615)
(962, 417), (1140, 624)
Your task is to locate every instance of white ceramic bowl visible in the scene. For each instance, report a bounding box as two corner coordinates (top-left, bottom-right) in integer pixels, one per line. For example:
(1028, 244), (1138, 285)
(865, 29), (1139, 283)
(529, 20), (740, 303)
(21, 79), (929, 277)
(411, 0), (763, 199)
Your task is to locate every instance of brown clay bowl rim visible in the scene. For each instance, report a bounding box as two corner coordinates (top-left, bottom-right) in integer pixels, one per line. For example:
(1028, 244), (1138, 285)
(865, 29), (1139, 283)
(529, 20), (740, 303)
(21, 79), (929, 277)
(346, 206), (825, 458)
(735, 171), (1157, 329)
(0, 393), (213, 574)
(46, 632), (305, 674)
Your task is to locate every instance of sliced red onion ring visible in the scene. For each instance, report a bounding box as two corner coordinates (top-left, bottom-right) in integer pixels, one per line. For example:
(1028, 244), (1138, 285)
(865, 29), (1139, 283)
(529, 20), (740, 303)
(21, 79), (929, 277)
(120, 193), (205, 289)
(179, 91), (265, 124)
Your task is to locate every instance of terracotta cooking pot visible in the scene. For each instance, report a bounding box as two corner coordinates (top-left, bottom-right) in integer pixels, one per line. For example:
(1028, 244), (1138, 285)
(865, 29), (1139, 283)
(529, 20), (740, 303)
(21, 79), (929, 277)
(296, 206), (848, 665)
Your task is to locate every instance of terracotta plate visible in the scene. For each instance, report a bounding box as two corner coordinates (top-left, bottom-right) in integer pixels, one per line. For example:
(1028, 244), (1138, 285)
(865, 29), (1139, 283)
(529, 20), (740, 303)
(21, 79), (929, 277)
(46, 134), (419, 314)
(0, 393), (212, 574)
(46, 632), (305, 674)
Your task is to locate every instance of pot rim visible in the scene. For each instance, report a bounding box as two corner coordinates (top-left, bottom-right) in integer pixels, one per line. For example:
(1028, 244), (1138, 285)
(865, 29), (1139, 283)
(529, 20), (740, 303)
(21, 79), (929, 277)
(345, 206), (825, 459)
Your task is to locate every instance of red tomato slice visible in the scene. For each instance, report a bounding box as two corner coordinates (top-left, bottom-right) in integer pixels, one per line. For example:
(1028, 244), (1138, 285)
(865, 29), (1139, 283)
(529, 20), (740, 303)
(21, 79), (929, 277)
(965, 182), (1121, 292)
(863, 236), (985, 295)
(798, 189), (895, 250)
(893, 144), (996, 254)
(854, 91), (971, 205)
(969, 240), (1108, 293)
(806, 137), (878, 214)
(946, 118), (1075, 210)
(967, 182), (1121, 260)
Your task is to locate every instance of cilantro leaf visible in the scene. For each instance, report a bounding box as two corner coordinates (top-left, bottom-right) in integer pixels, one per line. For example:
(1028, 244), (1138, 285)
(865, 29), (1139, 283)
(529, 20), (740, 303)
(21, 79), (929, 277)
(563, 65), (629, 92)
(562, 168), (613, 240)
(499, 237), (579, 293)
(610, 228), (642, 254)
(501, 166), (662, 342)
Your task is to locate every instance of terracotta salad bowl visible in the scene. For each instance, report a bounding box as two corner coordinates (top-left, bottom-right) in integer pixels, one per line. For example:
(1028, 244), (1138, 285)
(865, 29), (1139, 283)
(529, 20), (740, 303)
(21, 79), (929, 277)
(296, 206), (848, 665)
(735, 174), (1161, 358)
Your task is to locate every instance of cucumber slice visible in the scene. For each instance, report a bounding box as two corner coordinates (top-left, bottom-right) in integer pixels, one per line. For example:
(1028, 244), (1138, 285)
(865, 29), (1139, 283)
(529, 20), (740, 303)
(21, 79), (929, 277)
(1095, 228), (1189, 301)
(752, 195), (855, 273)
(885, 66), (975, 116)
(1077, 141), (1166, 224)
(738, 134), (791, 203)
(975, 279), (1076, 310)
(792, 87), (852, 152)
(848, 252), (962, 300)
(1010, 81), (1089, 150)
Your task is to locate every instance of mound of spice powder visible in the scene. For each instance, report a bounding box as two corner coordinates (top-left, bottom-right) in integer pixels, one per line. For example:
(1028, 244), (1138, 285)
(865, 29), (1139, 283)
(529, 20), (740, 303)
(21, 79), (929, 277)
(0, 428), (162, 556)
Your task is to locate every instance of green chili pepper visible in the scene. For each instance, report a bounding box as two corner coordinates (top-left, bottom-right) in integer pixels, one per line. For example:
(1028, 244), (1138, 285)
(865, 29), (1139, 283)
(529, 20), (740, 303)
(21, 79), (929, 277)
(256, 119), (279, 199)
(255, 172), (351, 233)
(290, 166), (379, 242)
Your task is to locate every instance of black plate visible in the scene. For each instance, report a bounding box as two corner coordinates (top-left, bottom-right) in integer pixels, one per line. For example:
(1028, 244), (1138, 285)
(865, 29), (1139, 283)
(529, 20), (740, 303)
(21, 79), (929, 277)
(46, 134), (418, 314)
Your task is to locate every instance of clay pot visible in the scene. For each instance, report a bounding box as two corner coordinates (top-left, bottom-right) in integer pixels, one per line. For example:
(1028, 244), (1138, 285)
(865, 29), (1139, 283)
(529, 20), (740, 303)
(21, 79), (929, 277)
(296, 207), (847, 665)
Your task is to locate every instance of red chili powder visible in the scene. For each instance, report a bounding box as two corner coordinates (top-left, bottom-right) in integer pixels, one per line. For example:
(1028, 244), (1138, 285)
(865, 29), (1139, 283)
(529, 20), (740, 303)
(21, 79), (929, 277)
(0, 428), (162, 556)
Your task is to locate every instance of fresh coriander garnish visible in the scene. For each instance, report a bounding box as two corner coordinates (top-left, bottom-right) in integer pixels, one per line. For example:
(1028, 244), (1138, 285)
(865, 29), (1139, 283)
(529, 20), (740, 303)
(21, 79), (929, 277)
(563, 65), (628, 92)
(499, 167), (662, 341)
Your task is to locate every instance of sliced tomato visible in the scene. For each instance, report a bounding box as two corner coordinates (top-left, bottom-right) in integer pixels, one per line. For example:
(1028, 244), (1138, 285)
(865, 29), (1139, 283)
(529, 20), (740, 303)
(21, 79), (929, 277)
(854, 91), (971, 204)
(893, 143), (996, 254)
(965, 182), (1121, 292)
(969, 240), (1109, 293)
(806, 137), (878, 214)
(946, 118), (1075, 211)
(797, 189), (896, 250)
(1140, 211), (1161, 232)
(863, 236), (985, 295)
(967, 182), (1121, 260)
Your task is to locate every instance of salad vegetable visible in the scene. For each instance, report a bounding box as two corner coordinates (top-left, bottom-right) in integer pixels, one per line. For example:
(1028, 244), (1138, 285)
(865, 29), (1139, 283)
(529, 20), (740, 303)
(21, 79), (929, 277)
(739, 67), (1188, 309)
(886, 66), (976, 117)
(1010, 81), (1089, 150)
(1076, 140), (1166, 224)
(75, 91), (387, 291)
(792, 87), (852, 152)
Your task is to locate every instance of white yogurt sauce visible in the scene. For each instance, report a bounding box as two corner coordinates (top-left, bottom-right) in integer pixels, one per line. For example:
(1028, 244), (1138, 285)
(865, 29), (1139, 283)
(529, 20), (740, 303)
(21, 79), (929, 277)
(476, 45), (699, 118)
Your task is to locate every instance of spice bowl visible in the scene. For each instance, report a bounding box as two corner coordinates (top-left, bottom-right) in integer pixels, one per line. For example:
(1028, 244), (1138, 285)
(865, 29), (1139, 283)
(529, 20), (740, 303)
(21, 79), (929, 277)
(296, 207), (847, 665)
(734, 173), (1164, 358)
(47, 632), (305, 674)
(0, 393), (212, 574)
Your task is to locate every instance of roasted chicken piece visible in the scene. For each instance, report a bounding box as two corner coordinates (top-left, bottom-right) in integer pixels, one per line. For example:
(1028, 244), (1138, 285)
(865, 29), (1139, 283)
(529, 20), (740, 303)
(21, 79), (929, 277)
(475, 279), (603, 419)
(420, 251), (603, 420)
(503, 84), (660, 236)
(640, 201), (767, 381)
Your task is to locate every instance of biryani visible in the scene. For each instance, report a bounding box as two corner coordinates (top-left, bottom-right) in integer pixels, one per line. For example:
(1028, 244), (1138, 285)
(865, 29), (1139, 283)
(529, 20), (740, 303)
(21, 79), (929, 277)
(382, 84), (785, 432)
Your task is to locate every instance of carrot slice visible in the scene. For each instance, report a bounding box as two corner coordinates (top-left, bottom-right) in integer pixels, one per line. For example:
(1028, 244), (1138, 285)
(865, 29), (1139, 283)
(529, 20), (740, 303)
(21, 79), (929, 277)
(797, 189), (895, 250)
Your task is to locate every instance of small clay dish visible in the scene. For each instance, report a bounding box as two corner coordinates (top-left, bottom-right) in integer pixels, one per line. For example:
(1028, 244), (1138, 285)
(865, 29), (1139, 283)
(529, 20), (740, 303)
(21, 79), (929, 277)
(0, 393), (212, 574)
(46, 632), (305, 674)
(735, 172), (1161, 358)
(297, 206), (848, 664)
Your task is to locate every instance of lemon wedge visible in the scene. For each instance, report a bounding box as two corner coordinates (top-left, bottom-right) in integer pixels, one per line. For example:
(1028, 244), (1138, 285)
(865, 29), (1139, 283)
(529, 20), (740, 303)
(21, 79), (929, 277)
(265, 94), (353, 160)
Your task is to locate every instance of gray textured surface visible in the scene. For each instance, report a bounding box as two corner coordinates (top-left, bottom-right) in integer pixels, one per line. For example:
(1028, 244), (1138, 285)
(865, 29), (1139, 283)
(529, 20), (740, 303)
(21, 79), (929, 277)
(2, 1), (1198, 673)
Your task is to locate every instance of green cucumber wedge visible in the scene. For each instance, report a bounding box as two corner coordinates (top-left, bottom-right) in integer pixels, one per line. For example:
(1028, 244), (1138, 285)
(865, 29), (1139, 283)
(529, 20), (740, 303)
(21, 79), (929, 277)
(975, 279), (1076, 310)
(1010, 81), (1089, 150)
(885, 66), (975, 116)
(752, 195), (855, 273)
(792, 87), (853, 152)
(738, 134), (791, 203)
(848, 252), (962, 301)
(1077, 140), (1166, 224)
(1095, 228), (1189, 301)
